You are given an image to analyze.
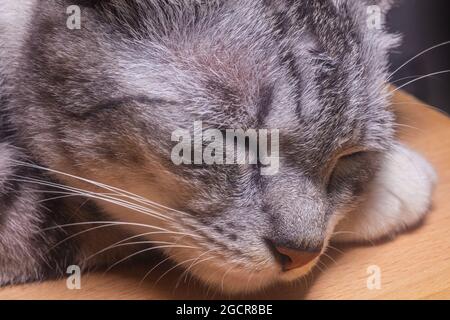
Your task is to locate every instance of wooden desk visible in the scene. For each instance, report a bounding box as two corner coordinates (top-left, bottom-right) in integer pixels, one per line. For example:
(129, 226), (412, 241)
(1, 90), (449, 300)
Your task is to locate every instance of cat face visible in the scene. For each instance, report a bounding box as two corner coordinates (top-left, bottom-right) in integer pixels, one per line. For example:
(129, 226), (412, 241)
(10, 0), (398, 292)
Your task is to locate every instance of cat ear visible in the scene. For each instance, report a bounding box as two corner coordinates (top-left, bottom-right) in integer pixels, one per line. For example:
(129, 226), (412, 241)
(76, 0), (216, 38)
(73, 0), (177, 37)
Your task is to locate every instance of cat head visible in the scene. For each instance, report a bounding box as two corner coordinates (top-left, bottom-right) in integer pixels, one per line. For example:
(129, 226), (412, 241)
(10, 0), (399, 292)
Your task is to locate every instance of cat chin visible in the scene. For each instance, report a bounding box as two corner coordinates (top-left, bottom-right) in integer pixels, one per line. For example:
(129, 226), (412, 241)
(184, 258), (318, 294)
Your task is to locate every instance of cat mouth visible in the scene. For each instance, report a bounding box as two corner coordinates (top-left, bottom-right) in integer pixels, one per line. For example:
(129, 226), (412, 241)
(278, 257), (320, 282)
(170, 252), (321, 294)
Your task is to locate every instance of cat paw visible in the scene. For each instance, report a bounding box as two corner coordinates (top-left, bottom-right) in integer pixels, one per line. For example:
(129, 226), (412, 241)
(333, 143), (437, 243)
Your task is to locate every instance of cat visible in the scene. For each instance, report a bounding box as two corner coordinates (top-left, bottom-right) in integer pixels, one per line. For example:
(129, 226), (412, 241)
(0, 0), (436, 293)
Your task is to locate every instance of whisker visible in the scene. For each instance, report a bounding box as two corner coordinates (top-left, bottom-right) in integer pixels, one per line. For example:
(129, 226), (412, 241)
(221, 265), (236, 293)
(174, 256), (216, 290)
(140, 256), (173, 285)
(47, 223), (121, 253)
(331, 230), (359, 236)
(39, 221), (170, 233)
(86, 230), (203, 263)
(390, 70), (450, 94)
(390, 74), (426, 85)
(105, 244), (198, 273)
(245, 258), (270, 293)
(388, 40), (450, 80)
(37, 194), (81, 203)
(153, 257), (201, 287)
(315, 260), (327, 273)
(10, 176), (174, 223)
(326, 244), (345, 255)
(321, 251), (338, 266)
(392, 123), (424, 133)
(177, 249), (217, 286)
(12, 160), (192, 217)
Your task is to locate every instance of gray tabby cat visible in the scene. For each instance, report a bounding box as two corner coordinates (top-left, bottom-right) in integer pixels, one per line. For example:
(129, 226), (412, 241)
(0, 0), (436, 293)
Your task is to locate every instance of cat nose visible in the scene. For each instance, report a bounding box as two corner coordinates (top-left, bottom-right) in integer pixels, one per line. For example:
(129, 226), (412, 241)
(274, 246), (321, 271)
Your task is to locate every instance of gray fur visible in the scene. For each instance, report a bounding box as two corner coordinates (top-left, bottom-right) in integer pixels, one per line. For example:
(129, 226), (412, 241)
(1, 0), (403, 291)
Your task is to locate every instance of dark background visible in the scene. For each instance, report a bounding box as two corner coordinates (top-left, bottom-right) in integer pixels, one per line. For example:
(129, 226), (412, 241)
(387, 0), (450, 114)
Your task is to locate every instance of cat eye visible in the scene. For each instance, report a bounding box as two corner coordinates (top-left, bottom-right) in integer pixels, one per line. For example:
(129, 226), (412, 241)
(325, 148), (368, 189)
(338, 149), (367, 161)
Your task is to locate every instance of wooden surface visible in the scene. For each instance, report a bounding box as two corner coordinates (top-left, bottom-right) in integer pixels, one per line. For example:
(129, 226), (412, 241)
(0, 90), (449, 300)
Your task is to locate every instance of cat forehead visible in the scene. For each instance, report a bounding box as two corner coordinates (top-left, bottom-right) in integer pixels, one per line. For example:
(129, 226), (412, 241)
(104, 0), (391, 105)
(29, 0), (394, 149)
(115, 29), (389, 122)
(116, 57), (392, 159)
(110, 35), (392, 157)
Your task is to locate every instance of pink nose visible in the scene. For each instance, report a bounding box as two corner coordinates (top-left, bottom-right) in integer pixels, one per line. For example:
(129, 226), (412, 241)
(275, 246), (321, 271)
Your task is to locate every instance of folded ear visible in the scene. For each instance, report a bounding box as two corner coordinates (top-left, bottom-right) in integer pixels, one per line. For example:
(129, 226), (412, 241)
(73, 0), (219, 38)
(74, 0), (165, 25)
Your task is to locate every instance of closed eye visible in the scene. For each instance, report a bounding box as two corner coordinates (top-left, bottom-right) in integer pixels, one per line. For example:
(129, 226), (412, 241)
(66, 96), (178, 120)
(338, 150), (367, 161)
(325, 149), (370, 191)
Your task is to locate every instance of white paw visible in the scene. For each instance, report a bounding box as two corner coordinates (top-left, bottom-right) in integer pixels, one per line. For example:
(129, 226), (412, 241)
(334, 144), (437, 242)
